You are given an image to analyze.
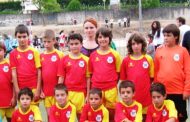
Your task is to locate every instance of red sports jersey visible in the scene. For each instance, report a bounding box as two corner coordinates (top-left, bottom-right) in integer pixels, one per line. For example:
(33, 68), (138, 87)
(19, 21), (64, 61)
(58, 53), (89, 92)
(49, 102), (76, 122)
(0, 59), (13, 108)
(9, 47), (41, 89)
(41, 49), (63, 96)
(89, 48), (121, 90)
(115, 101), (142, 122)
(120, 55), (154, 107)
(80, 104), (109, 122)
(146, 100), (178, 122)
(11, 105), (42, 122)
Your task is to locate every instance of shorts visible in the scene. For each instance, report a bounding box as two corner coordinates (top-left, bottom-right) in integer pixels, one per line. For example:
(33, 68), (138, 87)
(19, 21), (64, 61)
(167, 94), (187, 122)
(0, 107), (14, 118)
(102, 87), (118, 109)
(68, 91), (85, 113)
(44, 96), (55, 108)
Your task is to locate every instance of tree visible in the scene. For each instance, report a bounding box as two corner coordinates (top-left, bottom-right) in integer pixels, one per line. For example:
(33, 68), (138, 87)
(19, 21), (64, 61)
(66, 0), (82, 11)
(142, 0), (160, 8)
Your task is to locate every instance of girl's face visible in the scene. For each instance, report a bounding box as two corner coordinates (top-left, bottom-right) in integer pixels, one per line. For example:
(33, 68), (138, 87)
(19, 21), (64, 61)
(153, 22), (157, 29)
(97, 33), (110, 49)
(84, 22), (97, 38)
(20, 94), (32, 110)
(131, 40), (142, 54)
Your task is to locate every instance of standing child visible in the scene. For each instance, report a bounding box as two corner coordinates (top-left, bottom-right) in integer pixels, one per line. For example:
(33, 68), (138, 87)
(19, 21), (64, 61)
(154, 24), (190, 122)
(146, 34), (155, 59)
(58, 33), (90, 119)
(9, 24), (41, 104)
(49, 84), (76, 122)
(40, 29), (64, 115)
(80, 88), (109, 122)
(146, 82), (178, 122)
(120, 32), (154, 116)
(115, 80), (142, 122)
(0, 42), (16, 122)
(11, 88), (42, 122)
(89, 27), (122, 121)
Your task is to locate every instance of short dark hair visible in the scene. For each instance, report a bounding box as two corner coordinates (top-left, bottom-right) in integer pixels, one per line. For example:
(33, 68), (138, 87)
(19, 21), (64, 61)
(54, 83), (68, 95)
(163, 24), (180, 44)
(89, 88), (102, 98)
(68, 33), (83, 43)
(15, 24), (29, 36)
(119, 80), (135, 93)
(95, 27), (112, 45)
(127, 32), (147, 54)
(0, 41), (6, 52)
(176, 17), (186, 25)
(18, 87), (33, 100)
(150, 82), (166, 96)
(147, 34), (153, 40)
(43, 29), (55, 40)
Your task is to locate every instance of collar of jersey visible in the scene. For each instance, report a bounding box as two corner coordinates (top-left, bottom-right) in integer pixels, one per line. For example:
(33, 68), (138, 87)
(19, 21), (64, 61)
(69, 53), (82, 59)
(121, 100), (136, 107)
(17, 46), (30, 52)
(153, 100), (165, 111)
(19, 105), (32, 115)
(56, 102), (69, 109)
(130, 55), (144, 60)
(91, 104), (104, 112)
(97, 48), (111, 55)
(44, 49), (56, 54)
(0, 59), (8, 64)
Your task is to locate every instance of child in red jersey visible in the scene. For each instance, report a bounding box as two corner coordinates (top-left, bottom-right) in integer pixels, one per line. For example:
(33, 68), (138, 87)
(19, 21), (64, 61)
(10, 24), (41, 104)
(11, 88), (42, 122)
(80, 88), (109, 122)
(89, 27), (121, 121)
(146, 82), (178, 122)
(0, 42), (16, 122)
(58, 33), (90, 119)
(40, 29), (64, 115)
(49, 84), (76, 122)
(120, 32), (154, 117)
(154, 24), (190, 122)
(115, 80), (142, 122)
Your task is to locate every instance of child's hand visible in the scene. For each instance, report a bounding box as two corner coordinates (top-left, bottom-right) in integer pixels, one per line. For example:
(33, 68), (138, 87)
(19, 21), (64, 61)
(40, 91), (45, 99)
(183, 93), (190, 100)
(34, 90), (41, 102)
(10, 97), (17, 107)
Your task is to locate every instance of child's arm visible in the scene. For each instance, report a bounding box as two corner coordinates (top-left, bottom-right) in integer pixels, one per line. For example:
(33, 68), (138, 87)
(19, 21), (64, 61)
(58, 76), (64, 84)
(86, 77), (90, 103)
(165, 118), (176, 122)
(134, 103), (142, 122)
(115, 103), (129, 122)
(10, 86), (17, 107)
(34, 68), (41, 102)
(12, 68), (19, 97)
(145, 107), (153, 122)
(69, 104), (77, 122)
(80, 105), (89, 122)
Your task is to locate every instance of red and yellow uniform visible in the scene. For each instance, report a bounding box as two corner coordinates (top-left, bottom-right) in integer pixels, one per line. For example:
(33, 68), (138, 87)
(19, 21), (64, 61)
(80, 104), (109, 122)
(154, 46), (190, 95)
(49, 102), (76, 122)
(0, 59), (14, 118)
(41, 49), (63, 107)
(120, 55), (154, 109)
(11, 105), (42, 122)
(9, 47), (41, 89)
(115, 101), (142, 122)
(146, 100), (178, 122)
(89, 48), (121, 90)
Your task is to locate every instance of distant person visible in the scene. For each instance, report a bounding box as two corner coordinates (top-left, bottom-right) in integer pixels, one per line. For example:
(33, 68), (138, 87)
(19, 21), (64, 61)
(127, 17), (130, 27)
(146, 34), (155, 58)
(33, 35), (39, 48)
(123, 17), (127, 27)
(115, 81), (142, 122)
(176, 17), (190, 45)
(110, 19), (114, 28)
(182, 30), (190, 54)
(146, 82), (178, 122)
(118, 19), (122, 27)
(2, 34), (16, 57)
(105, 18), (109, 28)
(59, 30), (66, 51)
(154, 24), (190, 122)
(151, 21), (164, 48)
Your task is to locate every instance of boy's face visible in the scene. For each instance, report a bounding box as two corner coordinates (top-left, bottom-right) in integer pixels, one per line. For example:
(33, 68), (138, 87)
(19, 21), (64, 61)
(68, 39), (82, 54)
(97, 33), (110, 48)
(89, 93), (102, 110)
(84, 22), (97, 38)
(131, 40), (142, 54)
(43, 38), (55, 51)
(120, 87), (134, 105)
(16, 33), (29, 48)
(151, 91), (166, 109)
(0, 48), (5, 61)
(55, 89), (67, 107)
(164, 32), (177, 47)
(19, 94), (32, 109)
(176, 19), (181, 27)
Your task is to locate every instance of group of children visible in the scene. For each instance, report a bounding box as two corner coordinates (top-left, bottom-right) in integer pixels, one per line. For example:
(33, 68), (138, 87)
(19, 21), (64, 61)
(0, 22), (189, 122)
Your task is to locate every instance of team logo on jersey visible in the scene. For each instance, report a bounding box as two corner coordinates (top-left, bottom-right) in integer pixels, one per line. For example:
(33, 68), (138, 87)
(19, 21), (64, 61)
(28, 53), (33, 60)
(17, 54), (21, 59)
(17, 117), (22, 121)
(107, 56), (113, 63)
(79, 60), (85, 67)
(142, 61), (149, 68)
(3, 66), (9, 72)
(128, 62), (134, 67)
(130, 109), (137, 117)
(95, 57), (100, 61)
(96, 114), (102, 122)
(153, 113), (157, 118)
(66, 111), (71, 118)
(162, 109), (167, 116)
(55, 111), (60, 116)
(88, 112), (91, 116)
(51, 55), (57, 62)
(67, 62), (71, 66)
(28, 114), (34, 122)
(173, 54), (180, 61)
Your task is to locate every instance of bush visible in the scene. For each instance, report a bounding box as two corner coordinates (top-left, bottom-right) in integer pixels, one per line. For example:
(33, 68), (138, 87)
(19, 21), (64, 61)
(142, 0), (160, 8)
(66, 0), (82, 11)
(0, 1), (21, 11)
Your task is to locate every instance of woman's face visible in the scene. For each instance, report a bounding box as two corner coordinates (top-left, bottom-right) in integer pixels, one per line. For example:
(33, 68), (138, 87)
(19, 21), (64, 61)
(153, 22), (157, 29)
(84, 21), (97, 38)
